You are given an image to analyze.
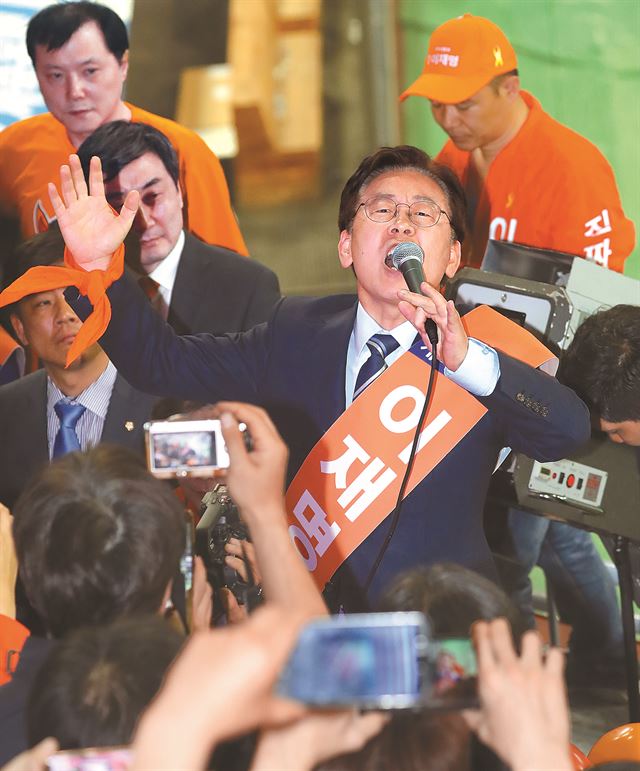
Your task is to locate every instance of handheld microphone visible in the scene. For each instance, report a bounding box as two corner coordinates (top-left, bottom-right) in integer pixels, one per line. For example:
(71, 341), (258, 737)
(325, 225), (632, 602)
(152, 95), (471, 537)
(390, 242), (438, 346)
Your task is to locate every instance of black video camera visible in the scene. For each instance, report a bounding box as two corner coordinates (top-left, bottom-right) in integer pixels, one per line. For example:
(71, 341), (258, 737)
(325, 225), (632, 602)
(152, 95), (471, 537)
(195, 484), (262, 622)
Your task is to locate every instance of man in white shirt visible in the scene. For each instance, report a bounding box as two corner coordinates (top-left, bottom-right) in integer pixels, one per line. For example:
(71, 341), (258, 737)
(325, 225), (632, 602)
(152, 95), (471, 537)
(41, 146), (591, 610)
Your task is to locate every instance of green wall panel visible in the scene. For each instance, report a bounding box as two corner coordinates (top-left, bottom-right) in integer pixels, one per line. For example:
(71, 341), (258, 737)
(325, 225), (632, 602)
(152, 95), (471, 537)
(399, 0), (640, 279)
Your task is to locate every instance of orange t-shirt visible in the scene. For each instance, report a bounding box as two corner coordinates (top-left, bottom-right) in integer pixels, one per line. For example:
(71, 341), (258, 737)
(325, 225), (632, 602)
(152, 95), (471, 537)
(436, 92), (635, 272)
(0, 103), (247, 255)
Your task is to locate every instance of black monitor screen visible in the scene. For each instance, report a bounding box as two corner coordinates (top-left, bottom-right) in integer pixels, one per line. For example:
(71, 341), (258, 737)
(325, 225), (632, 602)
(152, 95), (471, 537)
(481, 240), (576, 286)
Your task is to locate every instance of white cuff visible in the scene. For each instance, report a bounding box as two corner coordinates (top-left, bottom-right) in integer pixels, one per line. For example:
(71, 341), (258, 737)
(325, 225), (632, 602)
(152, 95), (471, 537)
(444, 337), (500, 396)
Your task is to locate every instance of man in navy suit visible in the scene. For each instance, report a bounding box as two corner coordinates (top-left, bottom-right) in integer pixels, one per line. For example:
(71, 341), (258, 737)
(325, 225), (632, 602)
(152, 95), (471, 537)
(77, 120), (280, 335)
(56, 145), (590, 609)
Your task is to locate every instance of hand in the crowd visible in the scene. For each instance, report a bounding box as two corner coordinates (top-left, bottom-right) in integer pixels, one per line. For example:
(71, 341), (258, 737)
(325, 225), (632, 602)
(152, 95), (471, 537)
(131, 605), (308, 771)
(170, 401), (326, 617)
(190, 555), (213, 633)
(1, 738), (59, 771)
(48, 155), (139, 272)
(217, 402), (289, 523)
(397, 283), (468, 371)
(251, 709), (388, 771)
(225, 538), (262, 585)
(463, 618), (572, 771)
(0, 504), (18, 619)
(220, 587), (248, 625)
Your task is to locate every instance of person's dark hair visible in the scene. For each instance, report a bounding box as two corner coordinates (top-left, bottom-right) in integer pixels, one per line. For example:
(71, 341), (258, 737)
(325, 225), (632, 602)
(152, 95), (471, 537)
(27, 616), (184, 749)
(379, 562), (526, 642)
(2, 224), (66, 325)
(26, 1), (129, 65)
(338, 145), (466, 243)
(558, 305), (640, 423)
(77, 121), (180, 187)
(6, 223), (65, 286)
(319, 711), (471, 771)
(13, 445), (185, 638)
(489, 68), (519, 93)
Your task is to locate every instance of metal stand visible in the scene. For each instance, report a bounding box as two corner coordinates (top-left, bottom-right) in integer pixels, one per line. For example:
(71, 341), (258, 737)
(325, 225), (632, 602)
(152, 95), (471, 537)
(544, 575), (560, 648)
(612, 535), (640, 721)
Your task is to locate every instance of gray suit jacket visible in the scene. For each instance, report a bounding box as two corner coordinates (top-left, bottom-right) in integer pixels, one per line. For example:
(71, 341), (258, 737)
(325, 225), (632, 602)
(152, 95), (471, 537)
(167, 232), (280, 335)
(0, 369), (156, 509)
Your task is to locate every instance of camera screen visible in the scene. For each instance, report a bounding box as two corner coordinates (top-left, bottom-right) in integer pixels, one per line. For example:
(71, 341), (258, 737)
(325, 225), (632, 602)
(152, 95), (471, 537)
(151, 430), (217, 470)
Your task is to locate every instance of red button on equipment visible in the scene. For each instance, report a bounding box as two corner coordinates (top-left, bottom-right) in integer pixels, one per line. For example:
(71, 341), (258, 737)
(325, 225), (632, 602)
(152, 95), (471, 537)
(567, 474), (575, 488)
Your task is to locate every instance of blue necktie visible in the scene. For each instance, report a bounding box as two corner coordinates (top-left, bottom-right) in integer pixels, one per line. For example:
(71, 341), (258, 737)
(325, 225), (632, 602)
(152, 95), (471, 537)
(353, 333), (400, 400)
(53, 399), (86, 458)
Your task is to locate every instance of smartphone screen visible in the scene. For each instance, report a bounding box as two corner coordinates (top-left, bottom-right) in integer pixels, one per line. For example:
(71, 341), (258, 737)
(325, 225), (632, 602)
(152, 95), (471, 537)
(47, 747), (131, 771)
(277, 612), (429, 709)
(428, 637), (479, 710)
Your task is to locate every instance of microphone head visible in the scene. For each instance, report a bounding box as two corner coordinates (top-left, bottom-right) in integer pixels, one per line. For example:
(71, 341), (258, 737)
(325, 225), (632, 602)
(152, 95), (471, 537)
(389, 241), (424, 269)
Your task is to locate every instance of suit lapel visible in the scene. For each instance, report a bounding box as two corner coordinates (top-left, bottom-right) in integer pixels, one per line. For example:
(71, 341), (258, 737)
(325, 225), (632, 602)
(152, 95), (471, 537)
(308, 301), (356, 431)
(29, 371), (49, 466)
(169, 234), (202, 335)
(101, 374), (152, 450)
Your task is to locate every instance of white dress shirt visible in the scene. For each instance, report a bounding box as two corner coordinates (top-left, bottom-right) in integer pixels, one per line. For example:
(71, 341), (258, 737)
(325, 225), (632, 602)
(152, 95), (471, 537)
(345, 303), (500, 407)
(47, 360), (118, 458)
(148, 229), (186, 309)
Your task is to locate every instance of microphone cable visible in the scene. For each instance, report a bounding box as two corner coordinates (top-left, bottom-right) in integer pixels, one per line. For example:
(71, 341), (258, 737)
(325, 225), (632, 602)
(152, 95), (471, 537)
(362, 320), (439, 595)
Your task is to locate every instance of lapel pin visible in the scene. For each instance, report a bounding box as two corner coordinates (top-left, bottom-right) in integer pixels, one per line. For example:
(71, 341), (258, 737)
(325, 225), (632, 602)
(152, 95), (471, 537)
(124, 421), (135, 432)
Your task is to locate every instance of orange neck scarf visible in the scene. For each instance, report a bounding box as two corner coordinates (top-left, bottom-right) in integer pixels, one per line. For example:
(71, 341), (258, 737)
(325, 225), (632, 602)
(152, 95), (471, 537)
(0, 245), (124, 367)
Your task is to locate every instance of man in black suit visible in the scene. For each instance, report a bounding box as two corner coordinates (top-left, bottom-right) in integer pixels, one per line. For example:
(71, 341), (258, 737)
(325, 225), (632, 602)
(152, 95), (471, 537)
(48, 146), (590, 610)
(0, 226), (155, 510)
(76, 121), (280, 335)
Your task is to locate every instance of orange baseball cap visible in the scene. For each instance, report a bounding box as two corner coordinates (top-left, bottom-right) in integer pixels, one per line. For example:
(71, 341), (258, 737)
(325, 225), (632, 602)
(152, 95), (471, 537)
(400, 14), (517, 104)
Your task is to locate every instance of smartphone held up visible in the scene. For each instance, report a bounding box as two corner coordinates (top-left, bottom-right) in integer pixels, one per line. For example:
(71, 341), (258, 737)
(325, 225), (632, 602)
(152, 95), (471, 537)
(277, 612), (478, 711)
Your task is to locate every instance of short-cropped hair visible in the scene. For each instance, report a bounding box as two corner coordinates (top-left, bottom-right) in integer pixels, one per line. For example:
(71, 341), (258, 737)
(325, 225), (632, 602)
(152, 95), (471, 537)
(338, 145), (466, 243)
(27, 615), (184, 749)
(77, 121), (180, 188)
(6, 223), (65, 285)
(558, 304), (640, 423)
(26, 1), (129, 65)
(3, 224), (66, 325)
(13, 445), (185, 638)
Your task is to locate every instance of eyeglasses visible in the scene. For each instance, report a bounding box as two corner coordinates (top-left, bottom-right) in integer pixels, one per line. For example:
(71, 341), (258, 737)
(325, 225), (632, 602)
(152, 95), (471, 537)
(355, 195), (451, 229)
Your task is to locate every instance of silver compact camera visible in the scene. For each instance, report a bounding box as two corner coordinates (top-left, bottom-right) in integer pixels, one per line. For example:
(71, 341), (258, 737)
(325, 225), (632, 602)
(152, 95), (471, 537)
(144, 419), (230, 479)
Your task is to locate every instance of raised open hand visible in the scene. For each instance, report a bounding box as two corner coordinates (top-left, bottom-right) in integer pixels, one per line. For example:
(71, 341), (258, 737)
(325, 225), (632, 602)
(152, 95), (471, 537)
(48, 155), (139, 272)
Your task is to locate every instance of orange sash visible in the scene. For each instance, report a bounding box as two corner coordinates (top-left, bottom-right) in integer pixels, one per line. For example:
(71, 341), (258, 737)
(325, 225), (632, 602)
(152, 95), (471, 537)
(285, 306), (556, 589)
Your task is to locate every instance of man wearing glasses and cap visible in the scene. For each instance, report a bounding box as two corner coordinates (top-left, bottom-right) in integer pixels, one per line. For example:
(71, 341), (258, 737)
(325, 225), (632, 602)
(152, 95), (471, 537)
(400, 13), (635, 272)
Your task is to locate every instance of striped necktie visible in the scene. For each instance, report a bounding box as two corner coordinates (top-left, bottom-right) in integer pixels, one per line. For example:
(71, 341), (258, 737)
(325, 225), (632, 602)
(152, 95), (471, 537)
(53, 399), (86, 458)
(353, 333), (400, 400)
(139, 275), (168, 320)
